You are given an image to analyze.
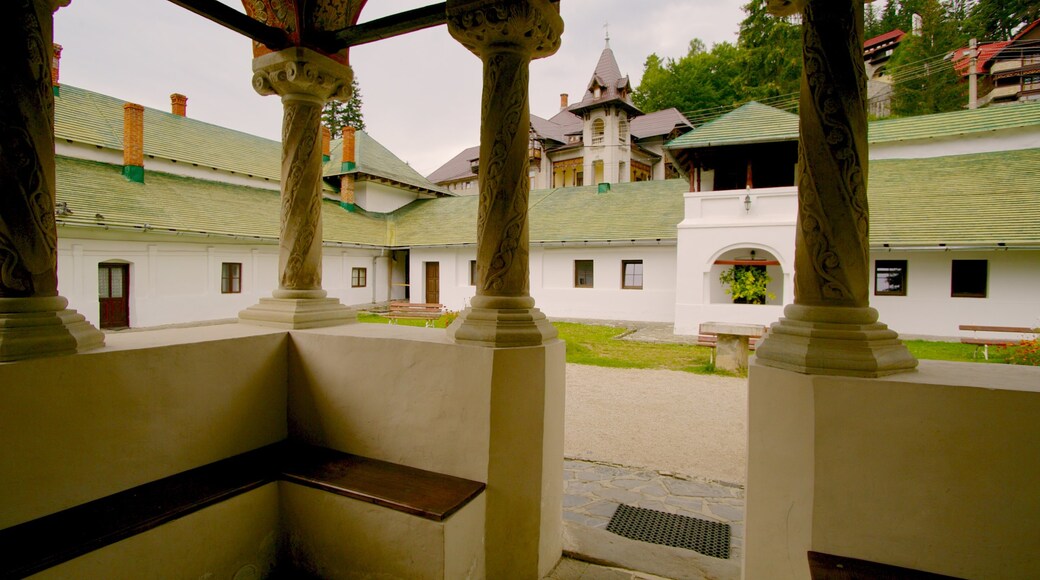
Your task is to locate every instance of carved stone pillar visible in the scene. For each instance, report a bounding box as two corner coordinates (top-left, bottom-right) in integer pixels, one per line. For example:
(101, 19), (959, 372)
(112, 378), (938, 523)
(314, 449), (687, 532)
(754, 0), (917, 377)
(0, 0), (104, 361)
(446, 0), (562, 347)
(238, 47), (356, 328)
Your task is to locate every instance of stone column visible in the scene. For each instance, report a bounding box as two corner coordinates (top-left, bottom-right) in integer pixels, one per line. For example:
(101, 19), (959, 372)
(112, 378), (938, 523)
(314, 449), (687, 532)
(754, 0), (916, 377)
(446, 0), (562, 347)
(238, 47), (356, 328)
(0, 0), (103, 361)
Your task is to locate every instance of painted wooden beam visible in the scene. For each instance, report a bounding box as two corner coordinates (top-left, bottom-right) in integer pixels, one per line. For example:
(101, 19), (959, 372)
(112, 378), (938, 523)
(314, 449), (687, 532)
(165, 0), (291, 50)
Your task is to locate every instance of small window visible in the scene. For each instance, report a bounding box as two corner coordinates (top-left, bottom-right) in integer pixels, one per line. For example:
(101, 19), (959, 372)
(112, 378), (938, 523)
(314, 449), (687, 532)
(469, 260), (477, 286)
(622, 260), (643, 289)
(574, 260), (594, 288)
(351, 267), (367, 288)
(221, 262), (242, 294)
(591, 119), (604, 145)
(951, 260), (987, 298)
(874, 260), (907, 296)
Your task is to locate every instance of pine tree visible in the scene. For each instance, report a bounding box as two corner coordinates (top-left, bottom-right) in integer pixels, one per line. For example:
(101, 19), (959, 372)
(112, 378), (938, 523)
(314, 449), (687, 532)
(888, 0), (967, 116)
(736, 0), (802, 102)
(322, 77), (365, 135)
(968, 0), (1040, 40)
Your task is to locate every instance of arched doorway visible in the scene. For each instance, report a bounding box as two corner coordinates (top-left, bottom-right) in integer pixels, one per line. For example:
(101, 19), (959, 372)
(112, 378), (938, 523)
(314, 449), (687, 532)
(98, 262), (130, 329)
(709, 247), (784, 305)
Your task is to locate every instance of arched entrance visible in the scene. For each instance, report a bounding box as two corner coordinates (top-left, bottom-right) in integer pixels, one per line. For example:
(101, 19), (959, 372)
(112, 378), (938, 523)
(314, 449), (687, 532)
(98, 262), (130, 329)
(709, 247), (784, 305)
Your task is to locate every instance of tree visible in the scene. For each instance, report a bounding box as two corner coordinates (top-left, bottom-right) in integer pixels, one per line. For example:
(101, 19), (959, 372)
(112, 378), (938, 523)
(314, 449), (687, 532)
(967, 0), (1040, 40)
(888, 0), (967, 116)
(736, 0), (802, 102)
(633, 41), (741, 116)
(322, 77), (365, 135)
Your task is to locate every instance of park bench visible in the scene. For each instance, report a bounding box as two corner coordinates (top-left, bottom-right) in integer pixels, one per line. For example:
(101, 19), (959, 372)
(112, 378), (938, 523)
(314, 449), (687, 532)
(959, 324), (1038, 360)
(387, 300), (444, 327)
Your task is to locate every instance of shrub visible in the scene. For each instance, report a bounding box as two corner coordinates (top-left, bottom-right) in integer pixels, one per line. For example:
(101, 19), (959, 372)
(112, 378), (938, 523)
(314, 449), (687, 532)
(719, 265), (775, 304)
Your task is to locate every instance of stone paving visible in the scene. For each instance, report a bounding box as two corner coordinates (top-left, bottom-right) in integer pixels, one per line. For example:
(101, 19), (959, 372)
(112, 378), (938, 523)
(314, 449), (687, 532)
(562, 458), (745, 577)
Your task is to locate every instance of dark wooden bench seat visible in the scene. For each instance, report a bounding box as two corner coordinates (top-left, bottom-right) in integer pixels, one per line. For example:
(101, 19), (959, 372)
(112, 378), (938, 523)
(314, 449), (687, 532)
(0, 441), (484, 578)
(808, 550), (965, 579)
(386, 300), (444, 327)
(958, 324), (1037, 360)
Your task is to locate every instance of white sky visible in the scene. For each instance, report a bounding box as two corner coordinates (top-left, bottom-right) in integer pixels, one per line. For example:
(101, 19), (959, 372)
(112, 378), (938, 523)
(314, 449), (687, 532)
(54, 0), (746, 176)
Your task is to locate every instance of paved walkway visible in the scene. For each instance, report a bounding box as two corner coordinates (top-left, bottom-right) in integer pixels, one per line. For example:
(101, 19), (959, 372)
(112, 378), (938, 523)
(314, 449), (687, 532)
(559, 459), (744, 580)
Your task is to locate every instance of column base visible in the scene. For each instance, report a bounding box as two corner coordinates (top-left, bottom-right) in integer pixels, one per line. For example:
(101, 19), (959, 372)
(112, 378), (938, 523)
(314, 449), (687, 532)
(754, 304), (918, 378)
(447, 296), (557, 347)
(238, 297), (356, 329)
(0, 296), (105, 362)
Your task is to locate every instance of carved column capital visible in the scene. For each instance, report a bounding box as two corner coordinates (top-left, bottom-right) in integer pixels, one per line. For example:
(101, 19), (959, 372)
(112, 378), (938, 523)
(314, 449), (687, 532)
(251, 47), (353, 103)
(447, 0), (563, 59)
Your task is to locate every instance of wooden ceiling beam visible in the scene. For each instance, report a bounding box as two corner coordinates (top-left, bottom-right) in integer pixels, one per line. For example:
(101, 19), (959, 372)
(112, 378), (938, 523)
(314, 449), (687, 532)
(165, 0), (291, 50)
(318, 3), (447, 51)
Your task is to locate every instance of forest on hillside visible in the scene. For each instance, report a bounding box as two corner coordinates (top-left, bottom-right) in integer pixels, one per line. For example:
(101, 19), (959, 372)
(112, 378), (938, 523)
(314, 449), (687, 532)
(634, 0), (1040, 123)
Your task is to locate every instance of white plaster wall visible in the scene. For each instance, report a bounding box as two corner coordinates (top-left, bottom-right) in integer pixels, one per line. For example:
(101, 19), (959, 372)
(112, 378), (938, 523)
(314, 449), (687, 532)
(355, 180), (419, 213)
(870, 249), (1040, 337)
(870, 126), (1040, 160)
(57, 235), (383, 329)
(674, 187), (797, 335)
(746, 361), (1040, 580)
(407, 247), (477, 309)
(534, 245), (677, 322)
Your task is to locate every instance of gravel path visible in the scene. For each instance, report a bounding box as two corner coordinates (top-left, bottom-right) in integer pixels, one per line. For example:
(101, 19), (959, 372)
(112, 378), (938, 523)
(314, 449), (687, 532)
(565, 364), (748, 485)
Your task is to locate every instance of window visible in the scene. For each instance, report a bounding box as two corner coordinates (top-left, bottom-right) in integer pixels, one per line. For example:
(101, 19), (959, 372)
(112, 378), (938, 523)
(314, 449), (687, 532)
(874, 260), (907, 296)
(221, 262), (241, 294)
(469, 260), (477, 286)
(574, 260), (594, 288)
(591, 119), (604, 145)
(351, 267), (367, 288)
(951, 260), (987, 298)
(622, 260), (643, 289)
(618, 117), (629, 143)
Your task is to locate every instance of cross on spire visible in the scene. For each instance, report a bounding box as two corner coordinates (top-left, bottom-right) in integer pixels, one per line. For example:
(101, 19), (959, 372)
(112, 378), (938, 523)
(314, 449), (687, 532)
(604, 22), (610, 47)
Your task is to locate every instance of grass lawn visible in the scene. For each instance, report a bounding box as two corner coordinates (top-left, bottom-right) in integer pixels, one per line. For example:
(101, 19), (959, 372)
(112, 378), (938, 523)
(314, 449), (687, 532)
(358, 314), (1030, 373)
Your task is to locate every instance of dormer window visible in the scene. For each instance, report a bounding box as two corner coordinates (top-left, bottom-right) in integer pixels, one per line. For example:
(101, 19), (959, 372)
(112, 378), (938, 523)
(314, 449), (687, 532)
(594, 86), (601, 99)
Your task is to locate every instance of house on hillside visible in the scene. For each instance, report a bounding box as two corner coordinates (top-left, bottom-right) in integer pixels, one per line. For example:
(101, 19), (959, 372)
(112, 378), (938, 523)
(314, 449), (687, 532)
(985, 19), (1040, 105)
(426, 39), (692, 192)
(864, 28), (906, 117)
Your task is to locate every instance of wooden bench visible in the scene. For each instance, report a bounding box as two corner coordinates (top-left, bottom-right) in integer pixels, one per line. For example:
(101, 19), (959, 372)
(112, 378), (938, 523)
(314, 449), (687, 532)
(0, 441), (484, 578)
(958, 325), (1037, 360)
(387, 300), (444, 327)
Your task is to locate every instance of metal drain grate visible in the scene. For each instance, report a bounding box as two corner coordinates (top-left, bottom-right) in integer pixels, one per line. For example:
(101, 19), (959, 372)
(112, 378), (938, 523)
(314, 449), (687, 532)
(606, 504), (730, 559)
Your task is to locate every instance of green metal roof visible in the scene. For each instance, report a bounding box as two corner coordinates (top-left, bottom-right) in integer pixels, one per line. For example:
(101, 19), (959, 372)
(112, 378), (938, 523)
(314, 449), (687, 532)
(667, 100), (1040, 151)
(390, 180), (688, 247)
(665, 102), (799, 150)
(55, 84), (282, 182)
(55, 156), (389, 247)
(869, 148), (1040, 246)
(867, 100), (1040, 143)
(324, 132), (448, 195)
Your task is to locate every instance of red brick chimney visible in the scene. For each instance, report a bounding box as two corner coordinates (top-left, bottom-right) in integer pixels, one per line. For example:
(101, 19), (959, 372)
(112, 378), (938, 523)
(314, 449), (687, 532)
(340, 126), (356, 208)
(51, 44), (62, 96)
(123, 103), (144, 182)
(321, 126), (331, 162)
(560, 93), (568, 110)
(170, 93), (188, 117)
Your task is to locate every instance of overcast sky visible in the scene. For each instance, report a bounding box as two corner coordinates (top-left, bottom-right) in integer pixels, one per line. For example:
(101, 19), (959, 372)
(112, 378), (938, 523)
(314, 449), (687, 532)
(54, 0), (747, 176)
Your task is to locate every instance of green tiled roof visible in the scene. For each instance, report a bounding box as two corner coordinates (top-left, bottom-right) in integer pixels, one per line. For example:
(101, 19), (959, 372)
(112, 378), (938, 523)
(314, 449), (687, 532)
(665, 102), (799, 149)
(666, 100), (1040, 151)
(869, 148), (1040, 246)
(55, 85), (282, 182)
(391, 180), (688, 246)
(324, 132), (447, 195)
(867, 101), (1040, 143)
(55, 156), (389, 247)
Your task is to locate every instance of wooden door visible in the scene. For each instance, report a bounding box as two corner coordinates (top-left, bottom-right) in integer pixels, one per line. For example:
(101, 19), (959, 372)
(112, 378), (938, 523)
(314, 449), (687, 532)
(98, 263), (129, 329)
(425, 262), (440, 304)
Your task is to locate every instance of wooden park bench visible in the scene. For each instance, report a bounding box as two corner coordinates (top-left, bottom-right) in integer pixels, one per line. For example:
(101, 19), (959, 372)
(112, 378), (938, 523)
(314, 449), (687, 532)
(387, 300), (445, 327)
(959, 324), (1038, 360)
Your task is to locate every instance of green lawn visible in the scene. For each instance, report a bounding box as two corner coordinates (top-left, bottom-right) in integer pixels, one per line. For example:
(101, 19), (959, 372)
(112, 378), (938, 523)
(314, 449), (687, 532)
(357, 314), (1031, 373)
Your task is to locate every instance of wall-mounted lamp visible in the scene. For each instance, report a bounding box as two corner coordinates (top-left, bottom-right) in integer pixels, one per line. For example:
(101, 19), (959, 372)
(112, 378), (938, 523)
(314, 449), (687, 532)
(743, 192), (752, 213)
